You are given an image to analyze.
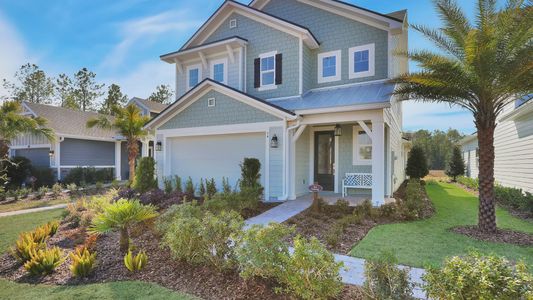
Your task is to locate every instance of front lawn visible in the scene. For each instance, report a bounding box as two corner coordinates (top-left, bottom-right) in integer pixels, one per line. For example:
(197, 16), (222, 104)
(350, 181), (533, 268)
(0, 198), (70, 213)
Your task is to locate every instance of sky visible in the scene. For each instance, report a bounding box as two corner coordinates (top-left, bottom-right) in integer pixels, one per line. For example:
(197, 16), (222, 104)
(0, 0), (489, 134)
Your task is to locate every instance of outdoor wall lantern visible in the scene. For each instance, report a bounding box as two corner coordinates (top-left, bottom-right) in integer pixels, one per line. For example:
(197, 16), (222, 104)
(270, 134), (279, 148)
(155, 141), (162, 151)
(48, 150), (55, 157)
(334, 124), (342, 137)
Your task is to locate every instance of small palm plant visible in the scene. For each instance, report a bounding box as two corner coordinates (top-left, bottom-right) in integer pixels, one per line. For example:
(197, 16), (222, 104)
(89, 199), (158, 252)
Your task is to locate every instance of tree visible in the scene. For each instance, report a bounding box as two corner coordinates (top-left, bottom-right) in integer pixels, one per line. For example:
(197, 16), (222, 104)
(72, 68), (104, 112)
(406, 146), (429, 180)
(446, 146), (465, 182)
(55, 73), (78, 110)
(0, 101), (55, 159)
(2, 64), (55, 104)
(99, 84), (127, 115)
(412, 129), (464, 169)
(392, 0), (532, 232)
(147, 84), (173, 104)
(87, 105), (149, 182)
(132, 157), (157, 193)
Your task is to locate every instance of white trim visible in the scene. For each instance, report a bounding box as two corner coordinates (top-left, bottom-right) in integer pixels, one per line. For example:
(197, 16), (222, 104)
(238, 47), (244, 91)
(317, 50), (342, 84)
(9, 144), (51, 150)
(57, 134), (116, 142)
(266, 95), (302, 101)
(352, 125), (372, 165)
(60, 165), (115, 168)
(207, 97), (216, 107)
(186, 64), (202, 90)
(157, 121), (285, 138)
(258, 50), (277, 90)
(209, 57), (228, 85)
(309, 126), (339, 193)
(229, 18), (237, 29)
(264, 130), (270, 201)
(349, 43), (375, 79)
(371, 120), (385, 205)
(55, 141), (61, 180)
(295, 102), (390, 115)
(21, 102), (37, 117)
(298, 38), (303, 95)
(161, 37), (247, 62)
(115, 141), (122, 180)
(309, 78), (389, 92)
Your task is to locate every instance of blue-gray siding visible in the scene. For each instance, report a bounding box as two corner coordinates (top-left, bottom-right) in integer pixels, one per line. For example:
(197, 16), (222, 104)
(14, 148), (50, 167)
(60, 138), (115, 166)
(337, 125), (372, 195)
(159, 90), (281, 130)
(268, 126), (284, 199)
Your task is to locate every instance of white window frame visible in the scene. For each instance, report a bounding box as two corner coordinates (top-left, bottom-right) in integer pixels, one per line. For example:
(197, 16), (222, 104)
(348, 43), (375, 79)
(352, 126), (372, 165)
(258, 50), (277, 91)
(317, 50), (341, 83)
(210, 57), (228, 85)
(207, 98), (216, 107)
(229, 18), (237, 29)
(186, 64), (202, 90)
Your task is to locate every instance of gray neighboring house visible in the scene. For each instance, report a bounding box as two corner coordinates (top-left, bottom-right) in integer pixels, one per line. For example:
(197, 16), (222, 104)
(9, 100), (168, 181)
(460, 95), (533, 193)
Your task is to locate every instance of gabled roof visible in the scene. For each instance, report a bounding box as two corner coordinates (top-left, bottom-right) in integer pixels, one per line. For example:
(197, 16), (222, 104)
(129, 97), (169, 114)
(269, 80), (395, 113)
(22, 102), (118, 141)
(161, 36), (248, 64)
(145, 79), (296, 130)
(180, 0), (320, 51)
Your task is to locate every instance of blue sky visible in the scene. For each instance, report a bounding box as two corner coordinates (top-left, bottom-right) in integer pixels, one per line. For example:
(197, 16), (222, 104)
(0, 0), (487, 134)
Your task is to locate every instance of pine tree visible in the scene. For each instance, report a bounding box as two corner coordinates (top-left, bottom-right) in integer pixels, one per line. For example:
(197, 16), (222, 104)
(99, 84), (127, 115)
(2, 64), (55, 104)
(406, 146), (429, 180)
(147, 84), (173, 104)
(446, 146), (465, 182)
(73, 68), (104, 111)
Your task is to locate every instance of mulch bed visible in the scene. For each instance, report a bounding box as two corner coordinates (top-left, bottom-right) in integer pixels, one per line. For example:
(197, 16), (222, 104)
(240, 201), (281, 219)
(451, 225), (533, 246)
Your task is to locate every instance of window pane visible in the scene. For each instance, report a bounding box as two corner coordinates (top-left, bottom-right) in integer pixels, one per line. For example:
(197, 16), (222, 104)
(358, 131), (371, 144)
(189, 69), (199, 87)
(354, 50), (369, 73)
(359, 146), (372, 160)
(261, 56), (274, 71)
(213, 63), (224, 82)
(322, 56), (336, 77)
(262, 71), (274, 85)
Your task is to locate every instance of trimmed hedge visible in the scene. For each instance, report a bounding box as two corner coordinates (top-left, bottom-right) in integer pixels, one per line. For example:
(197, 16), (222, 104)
(63, 167), (114, 186)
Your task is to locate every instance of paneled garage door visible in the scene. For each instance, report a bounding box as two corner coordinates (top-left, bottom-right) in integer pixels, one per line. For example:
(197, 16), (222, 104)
(169, 132), (266, 191)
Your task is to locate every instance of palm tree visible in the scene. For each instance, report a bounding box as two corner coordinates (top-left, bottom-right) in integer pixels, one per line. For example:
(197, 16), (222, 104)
(87, 104), (150, 182)
(0, 101), (55, 159)
(392, 0), (532, 233)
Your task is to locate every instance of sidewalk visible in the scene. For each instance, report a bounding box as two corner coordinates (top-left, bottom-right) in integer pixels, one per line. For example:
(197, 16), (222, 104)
(0, 203), (67, 218)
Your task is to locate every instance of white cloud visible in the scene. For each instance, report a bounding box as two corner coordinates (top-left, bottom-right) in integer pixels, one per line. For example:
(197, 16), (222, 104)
(100, 10), (201, 70)
(402, 101), (476, 134)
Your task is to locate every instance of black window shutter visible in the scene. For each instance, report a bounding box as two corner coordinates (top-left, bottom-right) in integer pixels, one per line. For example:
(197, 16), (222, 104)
(275, 53), (282, 85)
(254, 58), (260, 88)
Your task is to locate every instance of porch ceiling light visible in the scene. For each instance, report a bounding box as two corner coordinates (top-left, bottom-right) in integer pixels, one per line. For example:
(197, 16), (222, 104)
(156, 141), (162, 152)
(334, 124), (342, 137)
(270, 134), (279, 148)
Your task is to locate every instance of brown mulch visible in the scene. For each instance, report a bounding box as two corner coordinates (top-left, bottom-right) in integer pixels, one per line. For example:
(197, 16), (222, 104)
(451, 225), (533, 246)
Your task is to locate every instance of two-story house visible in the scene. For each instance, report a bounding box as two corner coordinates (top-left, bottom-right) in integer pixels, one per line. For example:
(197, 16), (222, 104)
(146, 0), (409, 205)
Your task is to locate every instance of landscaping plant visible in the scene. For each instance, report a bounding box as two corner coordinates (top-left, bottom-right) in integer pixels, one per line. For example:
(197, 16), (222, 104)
(403, 179), (425, 220)
(173, 175), (182, 193)
(24, 247), (65, 276)
(132, 157), (157, 193)
(160, 205), (204, 264)
(90, 199), (158, 252)
(405, 146), (429, 180)
(423, 251), (533, 299)
(124, 250), (148, 272)
(363, 251), (413, 300)
(70, 246), (97, 277)
(163, 177), (173, 194)
(445, 146), (465, 182)
(11, 232), (46, 263)
(52, 183), (63, 197)
(185, 176), (195, 197)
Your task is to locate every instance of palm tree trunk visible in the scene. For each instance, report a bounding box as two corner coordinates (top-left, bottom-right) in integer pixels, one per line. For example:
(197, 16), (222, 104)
(119, 227), (129, 253)
(0, 140), (9, 160)
(477, 125), (497, 233)
(127, 139), (139, 182)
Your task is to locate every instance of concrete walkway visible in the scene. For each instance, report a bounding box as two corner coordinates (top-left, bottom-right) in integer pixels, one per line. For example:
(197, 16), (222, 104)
(245, 200), (427, 299)
(0, 203), (67, 218)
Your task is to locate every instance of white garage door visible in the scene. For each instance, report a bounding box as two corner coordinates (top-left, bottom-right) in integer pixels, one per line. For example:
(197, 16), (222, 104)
(169, 132), (266, 191)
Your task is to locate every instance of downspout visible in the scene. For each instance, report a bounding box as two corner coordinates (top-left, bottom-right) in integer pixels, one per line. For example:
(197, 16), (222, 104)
(278, 117), (301, 201)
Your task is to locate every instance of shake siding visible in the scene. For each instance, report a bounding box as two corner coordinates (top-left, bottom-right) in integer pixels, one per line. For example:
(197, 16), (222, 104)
(295, 126), (310, 196)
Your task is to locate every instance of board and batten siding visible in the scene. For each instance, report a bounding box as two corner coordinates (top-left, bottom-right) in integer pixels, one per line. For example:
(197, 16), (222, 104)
(60, 138), (115, 167)
(11, 133), (50, 147)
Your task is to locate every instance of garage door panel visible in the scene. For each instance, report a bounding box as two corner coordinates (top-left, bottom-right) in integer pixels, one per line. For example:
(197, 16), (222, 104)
(170, 133), (266, 191)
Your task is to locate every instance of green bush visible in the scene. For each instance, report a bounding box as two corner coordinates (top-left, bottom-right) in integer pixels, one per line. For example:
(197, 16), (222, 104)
(325, 223), (343, 247)
(185, 176), (195, 196)
(163, 177), (173, 194)
(4, 156), (32, 189)
(132, 157), (157, 193)
(281, 236), (344, 300)
(63, 167), (114, 186)
(235, 223), (294, 280)
(446, 146), (465, 182)
(204, 186), (262, 214)
(161, 208), (204, 263)
(51, 183), (62, 197)
(239, 158), (261, 189)
(173, 175), (182, 193)
(457, 176), (479, 190)
(31, 167), (55, 188)
(423, 251), (533, 300)
(495, 185), (533, 214)
(363, 251), (413, 300)
(156, 201), (203, 234)
(124, 250), (148, 272)
(402, 179), (425, 220)
(406, 146), (429, 179)
(24, 247), (65, 276)
(70, 246), (97, 277)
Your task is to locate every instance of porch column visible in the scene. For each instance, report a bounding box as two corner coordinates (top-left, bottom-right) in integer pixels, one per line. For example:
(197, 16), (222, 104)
(115, 141), (122, 180)
(371, 120), (385, 206)
(55, 141), (61, 181)
(288, 129), (296, 200)
(141, 140), (149, 157)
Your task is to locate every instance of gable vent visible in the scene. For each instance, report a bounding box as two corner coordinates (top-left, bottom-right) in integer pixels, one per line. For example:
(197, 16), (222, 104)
(229, 19), (237, 29)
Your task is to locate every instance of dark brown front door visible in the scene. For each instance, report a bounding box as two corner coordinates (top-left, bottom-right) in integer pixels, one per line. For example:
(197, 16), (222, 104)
(314, 131), (335, 191)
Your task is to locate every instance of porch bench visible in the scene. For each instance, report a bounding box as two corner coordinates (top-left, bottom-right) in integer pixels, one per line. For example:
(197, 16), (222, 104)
(342, 173), (372, 197)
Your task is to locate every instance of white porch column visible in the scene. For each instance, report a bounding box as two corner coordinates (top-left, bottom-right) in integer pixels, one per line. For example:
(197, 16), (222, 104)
(55, 141), (61, 181)
(141, 140), (149, 157)
(371, 120), (385, 206)
(288, 129), (296, 200)
(114, 141), (122, 180)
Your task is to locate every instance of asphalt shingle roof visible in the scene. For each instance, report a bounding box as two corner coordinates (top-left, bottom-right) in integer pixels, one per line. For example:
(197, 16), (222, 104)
(132, 98), (169, 113)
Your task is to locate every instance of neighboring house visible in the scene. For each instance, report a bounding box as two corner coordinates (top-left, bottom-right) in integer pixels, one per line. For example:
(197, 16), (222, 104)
(10, 99), (168, 181)
(460, 95), (533, 193)
(146, 0), (409, 205)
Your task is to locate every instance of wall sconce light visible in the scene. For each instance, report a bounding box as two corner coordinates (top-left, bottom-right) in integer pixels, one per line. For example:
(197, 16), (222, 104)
(270, 134), (279, 148)
(155, 141), (162, 151)
(49, 150), (55, 157)
(334, 124), (342, 136)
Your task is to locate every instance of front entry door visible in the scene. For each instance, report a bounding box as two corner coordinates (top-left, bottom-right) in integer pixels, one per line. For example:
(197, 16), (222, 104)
(314, 131), (335, 191)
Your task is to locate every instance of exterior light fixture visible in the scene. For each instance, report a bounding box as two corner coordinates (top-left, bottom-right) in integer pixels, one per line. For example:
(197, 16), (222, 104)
(49, 150), (55, 157)
(155, 141), (162, 151)
(270, 134), (279, 148)
(334, 124), (342, 136)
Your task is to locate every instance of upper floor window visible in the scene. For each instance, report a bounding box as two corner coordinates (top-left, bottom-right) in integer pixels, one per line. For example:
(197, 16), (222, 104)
(187, 64), (202, 90)
(349, 44), (375, 79)
(318, 50), (341, 83)
(210, 58), (228, 85)
(261, 55), (275, 86)
(254, 51), (282, 91)
(515, 94), (532, 108)
(353, 127), (372, 165)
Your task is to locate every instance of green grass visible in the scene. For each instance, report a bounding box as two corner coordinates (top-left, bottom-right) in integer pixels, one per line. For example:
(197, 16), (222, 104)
(350, 182), (533, 268)
(0, 197), (71, 213)
(0, 279), (196, 300)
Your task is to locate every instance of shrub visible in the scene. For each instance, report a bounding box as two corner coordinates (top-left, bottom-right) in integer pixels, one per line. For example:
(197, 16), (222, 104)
(457, 176), (479, 190)
(235, 223), (294, 280)
(156, 201), (203, 234)
(36, 220), (60, 238)
(117, 187), (136, 200)
(95, 181), (104, 191)
(325, 223), (343, 247)
(406, 146), (429, 179)
(5, 156), (32, 189)
(124, 250), (148, 272)
(132, 157), (157, 193)
(240, 158), (261, 190)
(139, 189), (166, 206)
(63, 167), (113, 185)
(363, 250), (413, 300)
(11, 232), (45, 262)
(66, 183), (78, 193)
(161, 207), (204, 264)
(281, 236), (344, 300)
(446, 146), (465, 182)
(90, 199), (158, 252)
(24, 247), (65, 276)
(495, 185), (533, 214)
(173, 175), (182, 193)
(423, 251), (533, 300)
(52, 183), (63, 197)
(206, 178), (217, 199)
(111, 179), (120, 189)
(402, 179), (424, 220)
(70, 246), (97, 277)
(185, 176), (195, 197)
(31, 167), (55, 189)
(204, 187), (262, 214)
(35, 186), (49, 199)
(163, 177), (173, 194)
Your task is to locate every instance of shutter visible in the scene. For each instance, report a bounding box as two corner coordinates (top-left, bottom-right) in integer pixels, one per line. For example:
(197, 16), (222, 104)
(275, 53), (282, 85)
(254, 58), (260, 88)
